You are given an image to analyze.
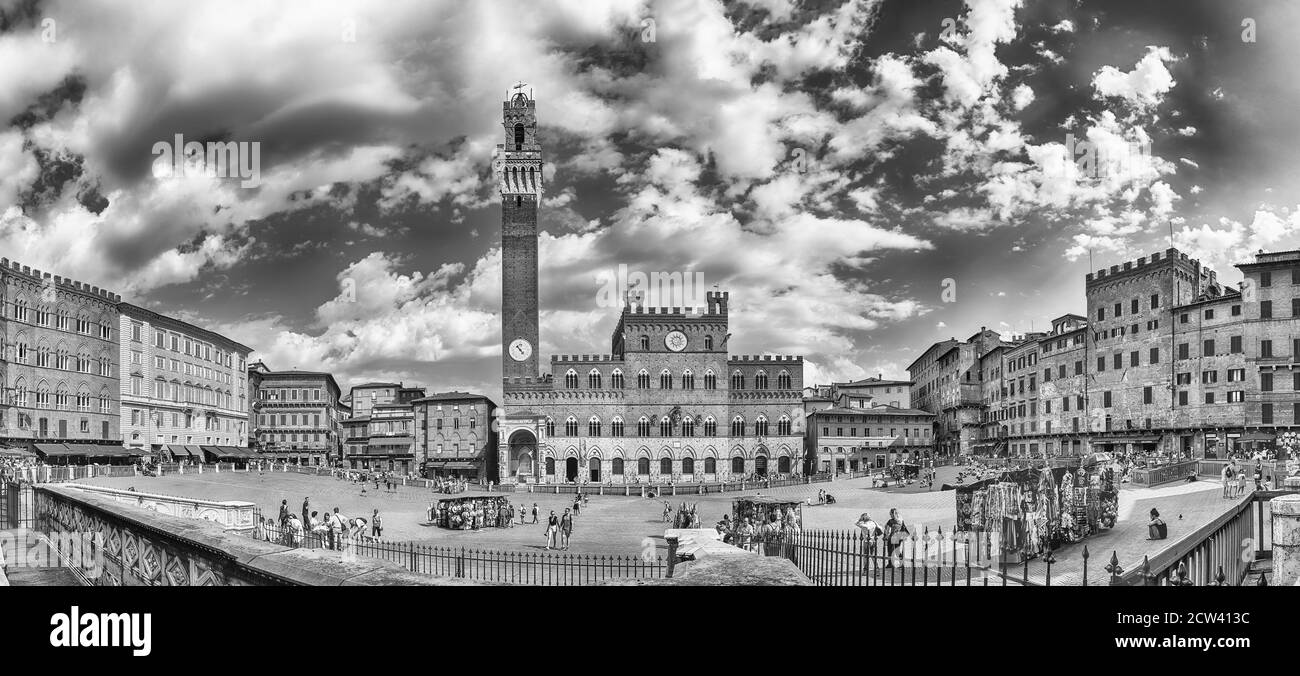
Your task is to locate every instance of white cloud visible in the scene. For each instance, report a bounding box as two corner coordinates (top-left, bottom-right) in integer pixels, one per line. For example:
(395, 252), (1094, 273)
(1091, 46), (1177, 110)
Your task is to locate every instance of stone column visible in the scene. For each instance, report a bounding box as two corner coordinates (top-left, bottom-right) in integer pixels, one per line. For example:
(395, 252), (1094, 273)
(1272, 494), (1300, 586)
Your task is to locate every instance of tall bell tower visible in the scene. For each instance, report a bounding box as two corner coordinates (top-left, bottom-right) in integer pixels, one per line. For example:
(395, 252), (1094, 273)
(496, 85), (542, 381)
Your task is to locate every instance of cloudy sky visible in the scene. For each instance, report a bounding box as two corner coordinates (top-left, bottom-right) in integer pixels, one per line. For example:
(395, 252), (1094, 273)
(2, 0), (1298, 399)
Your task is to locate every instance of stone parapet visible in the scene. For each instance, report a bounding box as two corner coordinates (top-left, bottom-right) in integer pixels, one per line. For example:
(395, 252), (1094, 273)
(1271, 493), (1300, 586)
(33, 484), (488, 586)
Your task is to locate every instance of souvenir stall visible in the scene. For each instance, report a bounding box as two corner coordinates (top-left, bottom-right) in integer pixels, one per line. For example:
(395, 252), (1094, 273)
(433, 495), (512, 530)
(954, 462), (1119, 562)
(888, 462), (920, 481)
(731, 496), (803, 532)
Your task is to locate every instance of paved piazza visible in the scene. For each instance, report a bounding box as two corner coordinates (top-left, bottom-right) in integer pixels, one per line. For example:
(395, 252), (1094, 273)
(76, 468), (1243, 581)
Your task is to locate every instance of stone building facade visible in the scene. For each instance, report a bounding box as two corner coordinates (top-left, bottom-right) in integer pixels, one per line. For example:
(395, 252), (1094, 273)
(492, 90), (803, 485)
(250, 368), (343, 465)
(412, 392), (497, 481)
(340, 382), (425, 472)
(118, 303), (251, 452)
(0, 258), (121, 445)
(953, 247), (1300, 461)
(804, 385), (934, 474)
(908, 328), (1007, 457)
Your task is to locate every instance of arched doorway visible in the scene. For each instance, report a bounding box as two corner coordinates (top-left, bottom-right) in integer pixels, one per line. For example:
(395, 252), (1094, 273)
(508, 429), (537, 480)
(565, 457), (579, 482)
(731, 456), (745, 475)
(755, 455), (768, 476)
(588, 457), (601, 482)
(778, 456), (790, 474)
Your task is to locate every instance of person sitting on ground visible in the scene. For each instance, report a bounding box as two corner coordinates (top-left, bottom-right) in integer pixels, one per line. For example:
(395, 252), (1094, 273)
(1148, 508), (1167, 540)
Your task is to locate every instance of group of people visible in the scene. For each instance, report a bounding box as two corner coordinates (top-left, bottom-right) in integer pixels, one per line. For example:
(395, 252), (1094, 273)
(0, 456), (38, 483)
(854, 508), (910, 561)
(1220, 462), (1273, 498)
(262, 496), (383, 550)
(663, 501), (701, 528)
(714, 510), (800, 551)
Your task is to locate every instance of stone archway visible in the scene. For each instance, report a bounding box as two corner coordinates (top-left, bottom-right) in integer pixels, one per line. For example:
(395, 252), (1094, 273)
(565, 457), (579, 482)
(508, 429), (537, 479)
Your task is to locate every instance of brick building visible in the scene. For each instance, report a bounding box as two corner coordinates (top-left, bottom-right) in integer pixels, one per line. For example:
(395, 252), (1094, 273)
(908, 328), (1008, 457)
(118, 303), (251, 453)
(492, 89), (804, 485)
(0, 258), (121, 446)
(250, 365), (344, 465)
(947, 247), (1300, 462)
(412, 392), (497, 481)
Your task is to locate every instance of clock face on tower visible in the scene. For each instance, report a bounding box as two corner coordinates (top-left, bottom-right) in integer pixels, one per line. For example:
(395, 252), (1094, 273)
(509, 338), (533, 362)
(664, 331), (688, 352)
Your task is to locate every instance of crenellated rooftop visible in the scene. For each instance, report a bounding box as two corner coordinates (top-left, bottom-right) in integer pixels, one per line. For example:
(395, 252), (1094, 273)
(727, 355), (802, 363)
(2, 257), (122, 303)
(1085, 247), (1201, 287)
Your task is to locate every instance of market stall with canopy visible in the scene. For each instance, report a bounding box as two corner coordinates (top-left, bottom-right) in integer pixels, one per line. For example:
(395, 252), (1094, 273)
(431, 494), (513, 530)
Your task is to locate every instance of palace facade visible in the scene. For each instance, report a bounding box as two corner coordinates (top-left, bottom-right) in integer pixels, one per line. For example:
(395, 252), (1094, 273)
(492, 90), (804, 484)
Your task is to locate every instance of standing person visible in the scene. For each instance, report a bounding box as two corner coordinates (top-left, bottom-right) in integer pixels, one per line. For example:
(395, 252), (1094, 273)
(1221, 464), (1233, 499)
(254, 517), (267, 543)
(573, 494), (581, 516)
(278, 500), (290, 528)
(328, 508), (344, 550)
(662, 501), (672, 523)
(1253, 464), (1263, 492)
(371, 509), (383, 539)
(545, 510), (559, 550)
(559, 508), (574, 550)
(532, 503), (539, 524)
(301, 497), (310, 533)
(884, 508), (908, 566)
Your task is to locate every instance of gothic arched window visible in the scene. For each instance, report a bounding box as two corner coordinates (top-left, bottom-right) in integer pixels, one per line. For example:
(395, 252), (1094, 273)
(730, 415), (746, 437)
(659, 457), (672, 474)
(659, 369), (672, 389)
(755, 370), (769, 390)
(755, 415), (769, 436)
(588, 368), (602, 389)
(637, 369), (650, 389)
(611, 417), (625, 437)
(637, 416), (651, 437)
(704, 335), (713, 350)
(703, 416), (717, 436)
(682, 457), (695, 474)
(588, 416), (601, 436)
(611, 369), (624, 389)
(777, 415), (792, 435)
(659, 416), (672, 436)
(731, 370), (744, 389)
(565, 416), (579, 436)
(682, 416), (695, 436)
(777, 370), (792, 390)
(704, 369), (716, 390)
(681, 369), (694, 390)
(564, 369), (578, 389)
